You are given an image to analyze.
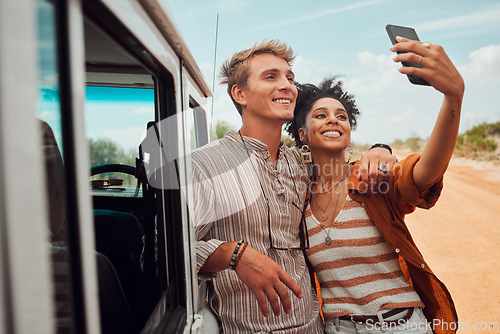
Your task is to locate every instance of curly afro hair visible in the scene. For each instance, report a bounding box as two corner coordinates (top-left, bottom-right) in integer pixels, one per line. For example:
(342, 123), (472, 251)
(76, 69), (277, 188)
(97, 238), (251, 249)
(285, 76), (360, 148)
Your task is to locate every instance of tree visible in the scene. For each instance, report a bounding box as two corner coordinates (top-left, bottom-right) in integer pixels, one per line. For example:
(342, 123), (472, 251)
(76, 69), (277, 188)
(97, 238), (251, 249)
(88, 138), (138, 186)
(281, 134), (295, 147)
(88, 138), (136, 167)
(215, 120), (233, 139)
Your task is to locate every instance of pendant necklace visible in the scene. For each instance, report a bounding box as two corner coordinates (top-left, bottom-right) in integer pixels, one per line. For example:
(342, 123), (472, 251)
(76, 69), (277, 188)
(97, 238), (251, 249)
(311, 165), (351, 245)
(311, 165), (351, 221)
(312, 183), (336, 221)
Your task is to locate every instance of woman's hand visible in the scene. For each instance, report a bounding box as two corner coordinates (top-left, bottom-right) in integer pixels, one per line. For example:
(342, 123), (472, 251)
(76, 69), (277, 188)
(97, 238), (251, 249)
(390, 36), (465, 100)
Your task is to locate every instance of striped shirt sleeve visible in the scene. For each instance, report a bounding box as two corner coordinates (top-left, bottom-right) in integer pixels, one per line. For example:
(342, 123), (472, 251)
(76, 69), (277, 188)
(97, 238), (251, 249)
(192, 159), (224, 280)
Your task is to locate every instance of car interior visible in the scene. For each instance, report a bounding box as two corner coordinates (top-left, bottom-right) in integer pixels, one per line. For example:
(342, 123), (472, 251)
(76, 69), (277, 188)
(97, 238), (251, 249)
(84, 15), (166, 333)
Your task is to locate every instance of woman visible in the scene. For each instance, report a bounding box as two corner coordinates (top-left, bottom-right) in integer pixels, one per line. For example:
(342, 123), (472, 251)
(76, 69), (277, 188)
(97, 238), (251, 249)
(286, 37), (464, 333)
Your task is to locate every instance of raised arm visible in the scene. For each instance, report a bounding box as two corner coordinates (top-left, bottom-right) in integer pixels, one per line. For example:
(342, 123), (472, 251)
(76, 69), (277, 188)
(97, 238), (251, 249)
(391, 36), (465, 192)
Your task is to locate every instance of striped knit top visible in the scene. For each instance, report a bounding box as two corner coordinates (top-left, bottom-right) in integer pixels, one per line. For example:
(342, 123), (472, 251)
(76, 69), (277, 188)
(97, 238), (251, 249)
(305, 195), (424, 319)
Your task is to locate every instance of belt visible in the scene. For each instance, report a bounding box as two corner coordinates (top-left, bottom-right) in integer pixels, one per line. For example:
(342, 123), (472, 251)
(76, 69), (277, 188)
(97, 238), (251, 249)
(338, 308), (414, 324)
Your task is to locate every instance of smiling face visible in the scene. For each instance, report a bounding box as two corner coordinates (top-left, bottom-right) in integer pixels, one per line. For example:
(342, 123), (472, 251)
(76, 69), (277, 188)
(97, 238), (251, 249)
(232, 53), (298, 125)
(300, 97), (351, 154)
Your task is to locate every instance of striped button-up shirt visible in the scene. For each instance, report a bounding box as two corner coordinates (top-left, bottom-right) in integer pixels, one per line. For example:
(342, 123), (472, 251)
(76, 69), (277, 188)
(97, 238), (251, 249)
(192, 131), (322, 333)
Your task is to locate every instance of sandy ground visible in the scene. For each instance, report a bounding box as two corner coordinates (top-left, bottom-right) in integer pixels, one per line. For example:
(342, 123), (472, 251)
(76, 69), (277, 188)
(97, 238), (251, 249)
(403, 156), (500, 333)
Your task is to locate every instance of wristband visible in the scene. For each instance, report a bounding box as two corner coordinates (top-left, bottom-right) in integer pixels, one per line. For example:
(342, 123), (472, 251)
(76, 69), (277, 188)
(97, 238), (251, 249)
(232, 242), (248, 271)
(229, 240), (244, 270)
(370, 143), (392, 154)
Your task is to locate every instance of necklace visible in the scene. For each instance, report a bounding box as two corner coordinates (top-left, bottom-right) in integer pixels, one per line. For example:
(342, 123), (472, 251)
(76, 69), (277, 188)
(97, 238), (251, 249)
(311, 166), (351, 221)
(311, 184), (336, 221)
(313, 176), (345, 194)
(311, 165), (352, 245)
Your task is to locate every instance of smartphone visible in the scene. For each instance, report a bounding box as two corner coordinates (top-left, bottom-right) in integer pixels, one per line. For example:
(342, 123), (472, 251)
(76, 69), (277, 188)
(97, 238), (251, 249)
(386, 24), (430, 86)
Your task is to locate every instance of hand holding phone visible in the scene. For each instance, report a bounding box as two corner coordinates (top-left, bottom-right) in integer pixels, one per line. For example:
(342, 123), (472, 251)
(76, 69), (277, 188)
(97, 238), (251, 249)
(386, 24), (430, 86)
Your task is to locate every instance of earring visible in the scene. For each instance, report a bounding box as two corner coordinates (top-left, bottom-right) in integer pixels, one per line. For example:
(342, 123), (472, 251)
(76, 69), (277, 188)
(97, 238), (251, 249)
(300, 145), (312, 163)
(345, 145), (353, 163)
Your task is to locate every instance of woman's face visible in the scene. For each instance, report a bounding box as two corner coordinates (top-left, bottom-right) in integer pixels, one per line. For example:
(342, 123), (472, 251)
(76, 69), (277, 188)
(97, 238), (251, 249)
(300, 97), (351, 154)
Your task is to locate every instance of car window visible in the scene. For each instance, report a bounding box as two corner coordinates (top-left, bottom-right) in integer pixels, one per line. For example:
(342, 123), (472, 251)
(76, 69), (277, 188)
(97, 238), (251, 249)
(36, 0), (75, 332)
(86, 86), (154, 195)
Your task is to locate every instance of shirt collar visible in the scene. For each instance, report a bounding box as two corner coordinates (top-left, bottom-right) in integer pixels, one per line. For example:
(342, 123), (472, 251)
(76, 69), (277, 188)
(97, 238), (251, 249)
(225, 130), (286, 157)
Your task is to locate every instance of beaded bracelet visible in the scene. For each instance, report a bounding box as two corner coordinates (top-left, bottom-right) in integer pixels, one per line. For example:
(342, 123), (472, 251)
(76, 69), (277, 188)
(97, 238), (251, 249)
(229, 240), (244, 270)
(232, 242), (248, 271)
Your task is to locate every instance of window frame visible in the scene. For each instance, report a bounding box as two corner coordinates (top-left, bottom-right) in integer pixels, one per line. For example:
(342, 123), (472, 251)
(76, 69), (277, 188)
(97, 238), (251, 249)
(0, 0), (211, 332)
(84, 0), (201, 331)
(0, 0), (98, 333)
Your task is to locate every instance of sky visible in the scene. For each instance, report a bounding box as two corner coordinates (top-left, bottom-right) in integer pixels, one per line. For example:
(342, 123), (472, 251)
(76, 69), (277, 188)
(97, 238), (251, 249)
(84, 87), (155, 151)
(166, 0), (500, 145)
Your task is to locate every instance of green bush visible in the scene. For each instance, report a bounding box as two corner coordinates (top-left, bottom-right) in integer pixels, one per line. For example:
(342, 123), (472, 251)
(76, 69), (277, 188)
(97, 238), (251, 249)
(455, 122), (499, 159)
(404, 137), (425, 152)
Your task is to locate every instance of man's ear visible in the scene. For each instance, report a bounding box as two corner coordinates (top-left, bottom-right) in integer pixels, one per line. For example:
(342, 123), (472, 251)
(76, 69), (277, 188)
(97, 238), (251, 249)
(298, 128), (308, 143)
(231, 84), (247, 107)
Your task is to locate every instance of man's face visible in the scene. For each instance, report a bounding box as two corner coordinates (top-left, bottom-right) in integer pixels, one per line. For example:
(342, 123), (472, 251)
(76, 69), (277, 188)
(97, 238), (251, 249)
(237, 53), (298, 123)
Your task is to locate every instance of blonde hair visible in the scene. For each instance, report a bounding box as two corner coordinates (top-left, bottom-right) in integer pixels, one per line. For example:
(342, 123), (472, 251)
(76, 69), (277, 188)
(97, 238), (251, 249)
(220, 39), (295, 115)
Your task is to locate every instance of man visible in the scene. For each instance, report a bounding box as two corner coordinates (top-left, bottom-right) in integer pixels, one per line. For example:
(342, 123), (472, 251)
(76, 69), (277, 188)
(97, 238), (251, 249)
(192, 40), (395, 333)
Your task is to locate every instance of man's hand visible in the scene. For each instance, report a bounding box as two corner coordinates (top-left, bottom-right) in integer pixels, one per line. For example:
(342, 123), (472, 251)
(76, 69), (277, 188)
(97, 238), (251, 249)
(234, 246), (303, 317)
(358, 147), (396, 187)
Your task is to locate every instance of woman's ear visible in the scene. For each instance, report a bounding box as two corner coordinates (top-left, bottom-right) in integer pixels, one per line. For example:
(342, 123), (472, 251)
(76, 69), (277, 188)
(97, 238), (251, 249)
(231, 84), (247, 107)
(298, 128), (308, 144)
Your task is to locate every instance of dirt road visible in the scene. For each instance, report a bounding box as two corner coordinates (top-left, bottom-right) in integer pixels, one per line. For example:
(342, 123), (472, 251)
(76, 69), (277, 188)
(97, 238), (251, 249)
(404, 158), (500, 333)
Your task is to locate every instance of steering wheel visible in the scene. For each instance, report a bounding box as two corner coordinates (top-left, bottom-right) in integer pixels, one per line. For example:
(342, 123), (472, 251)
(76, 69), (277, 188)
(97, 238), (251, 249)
(90, 164), (139, 194)
(91, 163), (136, 177)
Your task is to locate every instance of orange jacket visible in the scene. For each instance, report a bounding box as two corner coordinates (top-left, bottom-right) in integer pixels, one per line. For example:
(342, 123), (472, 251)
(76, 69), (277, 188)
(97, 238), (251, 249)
(346, 153), (458, 334)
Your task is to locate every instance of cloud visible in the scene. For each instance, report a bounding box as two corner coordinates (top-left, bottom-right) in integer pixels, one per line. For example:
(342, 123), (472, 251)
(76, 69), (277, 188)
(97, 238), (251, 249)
(347, 51), (401, 93)
(462, 44), (500, 84)
(37, 110), (59, 121)
(341, 50), (444, 144)
(131, 106), (154, 115)
(417, 7), (500, 32)
(292, 55), (316, 83)
(171, 0), (252, 20)
(211, 85), (242, 131)
(210, 43), (500, 145)
(457, 44), (500, 131)
(254, 0), (388, 31)
(101, 126), (147, 150)
(215, 0), (250, 12)
(348, 43), (500, 144)
(39, 73), (59, 85)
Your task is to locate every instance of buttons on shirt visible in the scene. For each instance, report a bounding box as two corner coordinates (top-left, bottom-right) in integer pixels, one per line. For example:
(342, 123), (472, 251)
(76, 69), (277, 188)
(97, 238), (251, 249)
(263, 153), (271, 160)
(276, 188), (285, 196)
(392, 248), (425, 269)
